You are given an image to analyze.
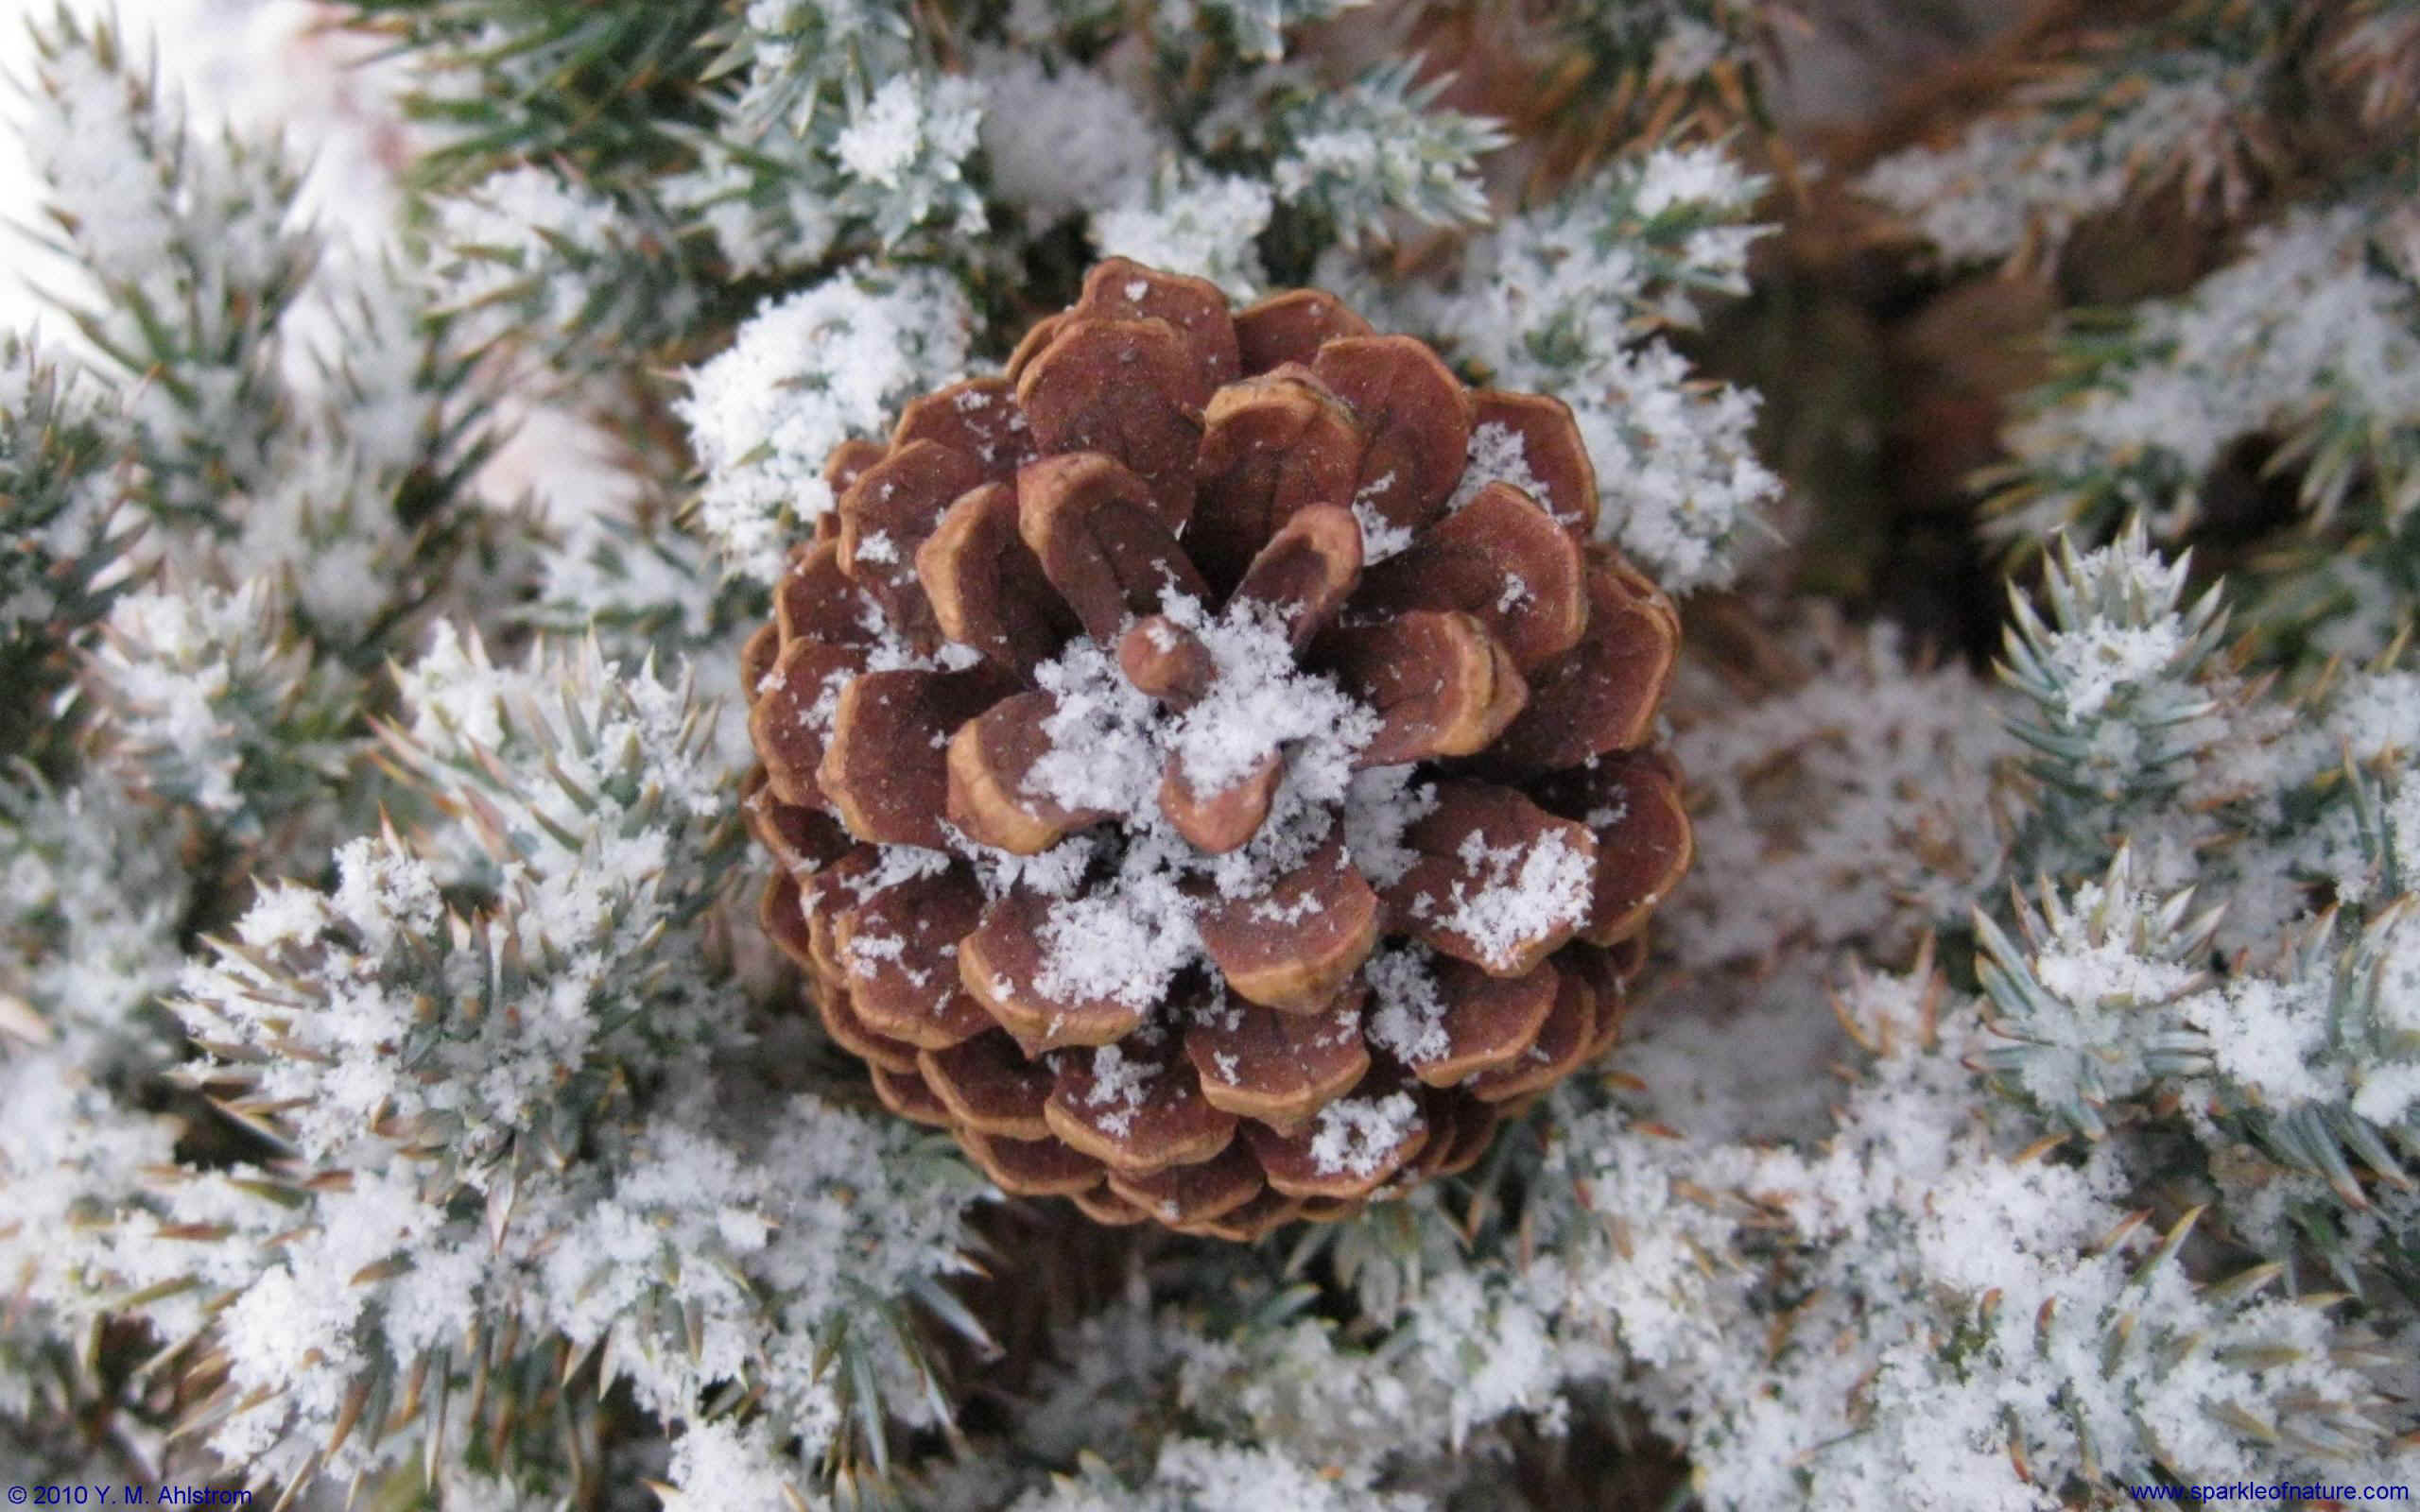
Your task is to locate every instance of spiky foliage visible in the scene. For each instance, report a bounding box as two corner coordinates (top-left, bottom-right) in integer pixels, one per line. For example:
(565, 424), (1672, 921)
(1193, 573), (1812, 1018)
(1997, 524), (2235, 870)
(676, 0), (985, 274)
(2183, 690), (2420, 1233)
(350, 0), (724, 190)
(1189, 0), (1375, 63)
(0, 770), (188, 1065)
(421, 162), (698, 377)
(1072, 49), (1511, 296)
(1858, 0), (2307, 272)
(1253, 58), (1508, 249)
(1088, 165), (1278, 301)
(1985, 206), (2420, 620)
(2215, 903), (2420, 1211)
(150, 637), (986, 1497)
(944, 940), (2407, 1509)
(1556, 0), (1772, 114)
(378, 625), (739, 894)
(0, 759), (196, 1470)
(0, 1058), (182, 1473)
(678, 261), (975, 586)
(78, 578), (359, 843)
(1974, 521), (2420, 1315)
(1973, 850), (2223, 1138)
(1665, 618), (2016, 972)
(522, 504), (746, 676)
(25, 8), (492, 655)
(1860, 0), (2420, 666)
(1391, 142), (1780, 590)
(1602, 966), (2394, 1502)
(1, 21), (501, 1474)
(24, 8), (314, 523)
(0, 336), (135, 764)
(2328, 0), (2420, 131)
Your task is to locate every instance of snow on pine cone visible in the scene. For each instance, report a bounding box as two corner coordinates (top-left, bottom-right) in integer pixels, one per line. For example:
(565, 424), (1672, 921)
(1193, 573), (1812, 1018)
(741, 259), (1693, 1240)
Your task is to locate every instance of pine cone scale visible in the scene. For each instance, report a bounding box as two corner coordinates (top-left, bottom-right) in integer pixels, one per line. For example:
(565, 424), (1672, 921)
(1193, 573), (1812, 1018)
(1227, 502), (1364, 646)
(1232, 288), (1376, 373)
(1307, 335), (1474, 534)
(818, 667), (1003, 848)
(1465, 969), (1597, 1103)
(959, 886), (1150, 1052)
(960, 1129), (1105, 1196)
(834, 867), (994, 1050)
(1109, 1141), (1267, 1225)
(918, 480), (1064, 677)
(921, 1030), (1057, 1141)
(1327, 611), (1530, 765)
(889, 376), (1037, 479)
(1194, 834), (1381, 1011)
(1016, 452), (1205, 639)
(838, 438), (989, 644)
(1402, 958), (1562, 1086)
(946, 691), (1109, 854)
(1493, 554), (1681, 771)
(1470, 388), (1600, 537)
(1069, 259), (1241, 395)
(1184, 993), (1370, 1127)
(1044, 1050), (1238, 1176)
(1014, 319), (1206, 521)
(1192, 369), (1365, 586)
(1356, 480), (1587, 671)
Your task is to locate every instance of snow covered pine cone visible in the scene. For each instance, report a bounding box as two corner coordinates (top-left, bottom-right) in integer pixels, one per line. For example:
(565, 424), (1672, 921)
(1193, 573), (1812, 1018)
(741, 259), (1692, 1239)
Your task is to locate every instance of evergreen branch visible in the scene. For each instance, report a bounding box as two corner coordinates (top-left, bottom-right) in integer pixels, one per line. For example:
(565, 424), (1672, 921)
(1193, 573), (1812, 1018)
(0, 335), (139, 764)
(77, 576), (361, 870)
(1857, 0), (2308, 271)
(669, 0), (985, 273)
(1413, 141), (1776, 591)
(1261, 57), (1507, 249)
(25, 6), (315, 523)
(1984, 205), (2420, 585)
(342, 0), (724, 188)
(1971, 849), (2222, 1138)
(1197, 0), (1374, 64)
(1996, 524), (2234, 871)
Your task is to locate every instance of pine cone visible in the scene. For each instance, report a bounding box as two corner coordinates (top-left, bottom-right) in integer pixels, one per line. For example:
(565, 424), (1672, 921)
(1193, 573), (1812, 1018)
(742, 259), (1691, 1239)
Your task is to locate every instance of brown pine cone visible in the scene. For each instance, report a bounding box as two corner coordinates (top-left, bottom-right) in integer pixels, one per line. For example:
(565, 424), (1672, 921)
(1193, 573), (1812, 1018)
(741, 258), (1692, 1240)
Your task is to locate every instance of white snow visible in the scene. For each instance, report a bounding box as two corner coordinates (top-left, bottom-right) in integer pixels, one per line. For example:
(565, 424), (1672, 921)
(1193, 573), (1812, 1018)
(1307, 1091), (1420, 1177)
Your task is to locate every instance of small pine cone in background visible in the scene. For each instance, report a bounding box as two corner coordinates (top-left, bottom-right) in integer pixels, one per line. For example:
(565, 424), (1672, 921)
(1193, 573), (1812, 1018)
(741, 259), (1692, 1240)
